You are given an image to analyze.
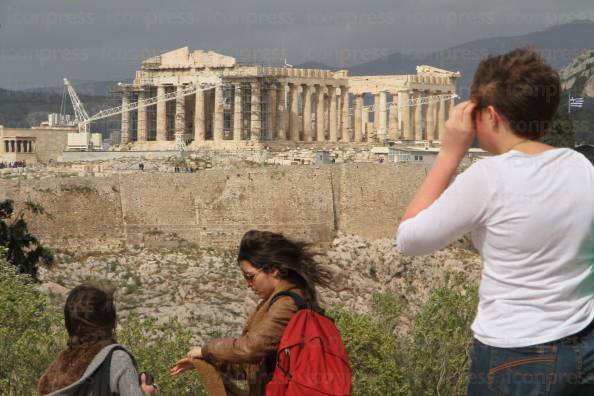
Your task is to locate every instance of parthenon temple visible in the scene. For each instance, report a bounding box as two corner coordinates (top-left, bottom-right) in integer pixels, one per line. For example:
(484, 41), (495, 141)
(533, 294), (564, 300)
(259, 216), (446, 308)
(119, 47), (460, 148)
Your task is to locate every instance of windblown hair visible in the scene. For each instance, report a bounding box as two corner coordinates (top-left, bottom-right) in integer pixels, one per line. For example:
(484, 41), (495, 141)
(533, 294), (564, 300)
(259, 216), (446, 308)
(237, 230), (331, 304)
(64, 284), (117, 348)
(470, 47), (560, 139)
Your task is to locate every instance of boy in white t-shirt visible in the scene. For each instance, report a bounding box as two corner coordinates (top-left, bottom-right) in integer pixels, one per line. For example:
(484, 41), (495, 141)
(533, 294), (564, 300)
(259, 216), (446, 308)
(396, 48), (594, 395)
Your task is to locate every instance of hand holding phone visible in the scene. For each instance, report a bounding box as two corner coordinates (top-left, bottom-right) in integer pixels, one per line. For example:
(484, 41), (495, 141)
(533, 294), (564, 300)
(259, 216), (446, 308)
(139, 372), (157, 394)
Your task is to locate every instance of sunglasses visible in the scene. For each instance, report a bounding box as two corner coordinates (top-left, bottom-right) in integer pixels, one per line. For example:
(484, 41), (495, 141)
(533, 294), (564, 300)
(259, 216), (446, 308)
(242, 268), (262, 282)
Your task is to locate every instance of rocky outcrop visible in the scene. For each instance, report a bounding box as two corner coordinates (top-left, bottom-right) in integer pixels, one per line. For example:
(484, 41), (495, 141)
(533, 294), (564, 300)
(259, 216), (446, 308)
(560, 48), (594, 97)
(38, 234), (481, 343)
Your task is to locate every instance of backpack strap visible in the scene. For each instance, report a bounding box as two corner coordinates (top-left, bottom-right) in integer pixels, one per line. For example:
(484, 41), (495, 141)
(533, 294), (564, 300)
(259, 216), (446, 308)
(268, 290), (326, 315)
(74, 345), (135, 396)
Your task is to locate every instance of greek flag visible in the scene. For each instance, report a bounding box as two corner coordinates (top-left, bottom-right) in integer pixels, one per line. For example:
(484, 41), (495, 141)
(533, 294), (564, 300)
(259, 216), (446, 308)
(570, 97), (584, 108)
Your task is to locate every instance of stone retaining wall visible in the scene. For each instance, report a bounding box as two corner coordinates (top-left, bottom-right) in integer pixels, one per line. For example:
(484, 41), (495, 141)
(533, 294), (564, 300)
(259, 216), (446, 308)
(0, 163), (425, 250)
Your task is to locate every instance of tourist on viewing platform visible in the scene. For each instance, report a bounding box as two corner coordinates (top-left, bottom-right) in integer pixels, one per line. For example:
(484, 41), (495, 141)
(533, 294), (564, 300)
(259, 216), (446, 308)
(0, 160), (26, 168)
(37, 285), (157, 396)
(170, 230), (334, 396)
(396, 48), (594, 395)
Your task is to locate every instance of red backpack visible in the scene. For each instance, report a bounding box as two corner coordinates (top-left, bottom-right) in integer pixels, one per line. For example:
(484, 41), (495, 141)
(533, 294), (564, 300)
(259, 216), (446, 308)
(266, 291), (352, 396)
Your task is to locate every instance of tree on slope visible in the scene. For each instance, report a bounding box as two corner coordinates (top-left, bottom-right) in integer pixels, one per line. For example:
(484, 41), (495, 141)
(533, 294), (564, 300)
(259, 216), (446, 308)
(0, 199), (54, 280)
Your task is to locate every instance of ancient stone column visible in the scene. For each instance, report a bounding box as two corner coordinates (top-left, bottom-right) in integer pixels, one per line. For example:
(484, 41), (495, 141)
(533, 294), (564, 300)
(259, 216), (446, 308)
(354, 94), (363, 142)
(340, 87), (350, 142)
(329, 86), (338, 142)
(250, 82), (261, 142)
(233, 83), (243, 141)
(120, 89), (130, 144)
(437, 93), (446, 142)
(175, 85), (186, 142)
(156, 85), (167, 142)
(378, 91), (388, 141)
(362, 106), (370, 141)
(277, 83), (287, 140)
(302, 85), (312, 142)
(194, 88), (206, 142)
(400, 90), (412, 140)
(289, 83), (300, 141)
(268, 84), (277, 140)
(414, 91), (423, 141)
(137, 89), (147, 142)
(449, 92), (456, 113)
(373, 93), (381, 135)
(426, 91), (436, 141)
(213, 84), (224, 141)
(444, 92), (456, 141)
(388, 94), (399, 139)
(316, 85), (325, 141)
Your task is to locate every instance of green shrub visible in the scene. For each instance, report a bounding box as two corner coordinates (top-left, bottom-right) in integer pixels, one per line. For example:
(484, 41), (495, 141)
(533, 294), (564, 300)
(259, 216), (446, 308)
(330, 274), (478, 396)
(118, 315), (208, 395)
(402, 275), (478, 396)
(331, 309), (409, 396)
(0, 251), (65, 395)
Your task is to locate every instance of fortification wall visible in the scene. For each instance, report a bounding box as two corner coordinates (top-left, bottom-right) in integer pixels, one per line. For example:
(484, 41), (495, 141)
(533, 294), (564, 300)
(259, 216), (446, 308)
(0, 163), (425, 250)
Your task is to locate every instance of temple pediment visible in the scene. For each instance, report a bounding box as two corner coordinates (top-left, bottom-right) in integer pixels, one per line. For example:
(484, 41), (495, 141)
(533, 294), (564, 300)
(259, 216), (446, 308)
(142, 47), (236, 69)
(416, 65), (461, 77)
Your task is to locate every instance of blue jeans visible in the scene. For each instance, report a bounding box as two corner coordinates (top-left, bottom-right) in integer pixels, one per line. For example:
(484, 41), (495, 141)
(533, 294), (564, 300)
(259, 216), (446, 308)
(468, 320), (594, 395)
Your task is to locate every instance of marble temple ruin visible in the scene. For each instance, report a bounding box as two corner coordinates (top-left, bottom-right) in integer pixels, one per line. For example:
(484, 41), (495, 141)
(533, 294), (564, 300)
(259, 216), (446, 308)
(118, 47), (460, 148)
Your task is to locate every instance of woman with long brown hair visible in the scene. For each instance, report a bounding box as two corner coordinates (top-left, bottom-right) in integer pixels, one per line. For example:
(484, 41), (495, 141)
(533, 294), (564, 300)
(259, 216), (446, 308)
(171, 229), (332, 396)
(37, 284), (156, 396)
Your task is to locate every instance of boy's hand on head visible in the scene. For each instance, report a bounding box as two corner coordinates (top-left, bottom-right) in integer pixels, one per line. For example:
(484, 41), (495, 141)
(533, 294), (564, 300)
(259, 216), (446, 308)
(441, 101), (477, 160)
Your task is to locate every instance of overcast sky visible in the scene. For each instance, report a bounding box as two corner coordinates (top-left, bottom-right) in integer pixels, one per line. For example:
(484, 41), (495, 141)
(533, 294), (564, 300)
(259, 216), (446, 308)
(1, 0), (593, 89)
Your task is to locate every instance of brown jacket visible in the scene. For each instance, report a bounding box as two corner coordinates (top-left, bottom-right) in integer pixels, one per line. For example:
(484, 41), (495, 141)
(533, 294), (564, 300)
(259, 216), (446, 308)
(202, 280), (303, 396)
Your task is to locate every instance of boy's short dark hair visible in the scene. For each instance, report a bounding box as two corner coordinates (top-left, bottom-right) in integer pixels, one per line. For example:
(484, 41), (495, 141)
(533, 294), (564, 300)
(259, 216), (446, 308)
(470, 48), (560, 139)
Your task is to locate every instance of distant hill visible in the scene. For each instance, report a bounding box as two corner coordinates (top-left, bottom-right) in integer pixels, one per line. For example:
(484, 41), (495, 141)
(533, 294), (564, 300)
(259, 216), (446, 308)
(24, 80), (130, 97)
(561, 48), (594, 97)
(295, 61), (337, 70)
(0, 88), (64, 128)
(0, 88), (119, 134)
(348, 20), (594, 96)
(560, 49), (594, 144)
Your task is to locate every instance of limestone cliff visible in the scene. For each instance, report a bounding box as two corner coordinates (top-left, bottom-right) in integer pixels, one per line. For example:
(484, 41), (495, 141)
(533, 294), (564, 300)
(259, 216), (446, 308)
(560, 48), (594, 97)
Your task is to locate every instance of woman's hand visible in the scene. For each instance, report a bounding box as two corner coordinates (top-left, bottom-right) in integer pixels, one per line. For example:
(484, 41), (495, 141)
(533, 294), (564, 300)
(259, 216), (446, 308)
(170, 357), (195, 377)
(186, 346), (203, 360)
(441, 101), (477, 160)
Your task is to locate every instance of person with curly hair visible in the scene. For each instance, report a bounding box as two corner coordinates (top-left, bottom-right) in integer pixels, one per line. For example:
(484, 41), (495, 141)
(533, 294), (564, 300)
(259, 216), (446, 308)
(396, 48), (594, 395)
